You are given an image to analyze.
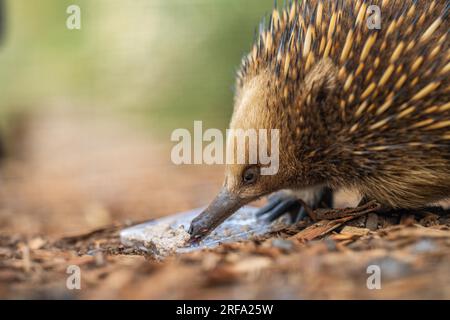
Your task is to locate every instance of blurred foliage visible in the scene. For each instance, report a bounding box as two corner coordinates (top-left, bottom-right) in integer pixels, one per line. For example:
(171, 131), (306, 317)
(0, 0), (273, 135)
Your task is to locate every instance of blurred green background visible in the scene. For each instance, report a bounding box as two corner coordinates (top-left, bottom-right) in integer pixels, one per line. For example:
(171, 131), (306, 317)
(0, 0), (273, 135)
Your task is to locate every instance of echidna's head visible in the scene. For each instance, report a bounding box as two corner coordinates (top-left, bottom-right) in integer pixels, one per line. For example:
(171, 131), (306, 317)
(189, 58), (339, 240)
(218, 71), (294, 201)
(189, 72), (290, 239)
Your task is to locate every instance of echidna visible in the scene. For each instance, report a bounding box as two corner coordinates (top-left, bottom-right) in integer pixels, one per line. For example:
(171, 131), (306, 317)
(189, 0), (450, 239)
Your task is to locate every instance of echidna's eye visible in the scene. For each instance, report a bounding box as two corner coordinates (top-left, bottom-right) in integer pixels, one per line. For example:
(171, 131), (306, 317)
(242, 166), (259, 185)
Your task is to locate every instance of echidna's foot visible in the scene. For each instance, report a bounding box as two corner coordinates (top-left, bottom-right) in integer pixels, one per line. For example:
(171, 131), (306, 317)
(256, 187), (333, 223)
(255, 190), (302, 223)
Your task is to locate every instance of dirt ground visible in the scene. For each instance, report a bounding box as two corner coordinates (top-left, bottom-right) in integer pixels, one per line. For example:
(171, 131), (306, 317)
(0, 110), (449, 299)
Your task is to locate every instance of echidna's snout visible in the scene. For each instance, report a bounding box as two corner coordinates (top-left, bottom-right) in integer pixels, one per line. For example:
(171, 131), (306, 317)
(188, 187), (248, 241)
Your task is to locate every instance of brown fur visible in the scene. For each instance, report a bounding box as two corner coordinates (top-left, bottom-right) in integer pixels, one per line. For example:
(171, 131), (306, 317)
(225, 0), (450, 209)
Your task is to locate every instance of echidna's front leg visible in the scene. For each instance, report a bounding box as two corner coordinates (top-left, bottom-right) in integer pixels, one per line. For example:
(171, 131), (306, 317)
(256, 186), (333, 223)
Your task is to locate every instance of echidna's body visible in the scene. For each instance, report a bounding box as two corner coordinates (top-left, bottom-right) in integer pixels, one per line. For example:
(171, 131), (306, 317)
(189, 0), (450, 239)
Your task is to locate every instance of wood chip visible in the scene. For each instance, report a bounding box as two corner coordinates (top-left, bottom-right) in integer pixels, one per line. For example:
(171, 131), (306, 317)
(384, 225), (450, 240)
(340, 226), (370, 237)
(290, 215), (356, 242)
(28, 237), (47, 250)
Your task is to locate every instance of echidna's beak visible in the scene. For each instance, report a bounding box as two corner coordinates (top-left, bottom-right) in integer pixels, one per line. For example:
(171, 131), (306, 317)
(188, 187), (247, 241)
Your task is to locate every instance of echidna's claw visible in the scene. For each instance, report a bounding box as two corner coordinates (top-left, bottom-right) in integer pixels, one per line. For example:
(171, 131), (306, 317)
(256, 188), (333, 223)
(255, 190), (302, 222)
(290, 207), (307, 223)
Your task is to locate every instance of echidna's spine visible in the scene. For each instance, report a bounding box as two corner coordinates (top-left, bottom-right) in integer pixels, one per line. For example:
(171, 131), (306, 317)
(238, 0), (449, 153)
